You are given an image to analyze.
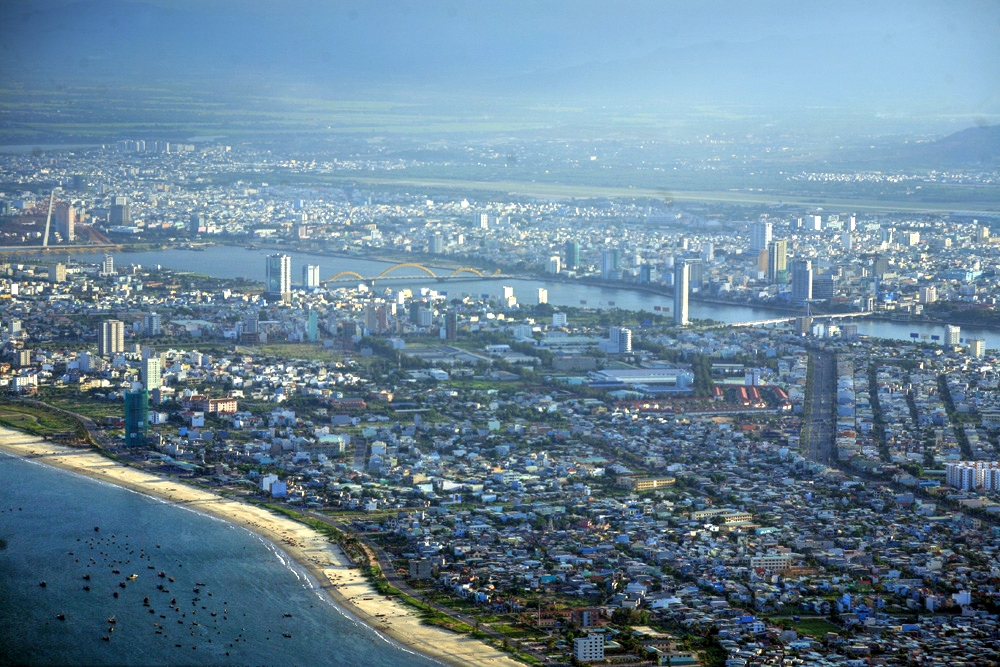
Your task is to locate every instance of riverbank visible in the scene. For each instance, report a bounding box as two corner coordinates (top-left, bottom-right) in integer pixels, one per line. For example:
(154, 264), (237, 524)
(0, 430), (522, 667)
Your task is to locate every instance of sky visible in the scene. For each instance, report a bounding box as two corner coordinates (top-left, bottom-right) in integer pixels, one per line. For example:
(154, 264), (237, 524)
(1, 0), (997, 132)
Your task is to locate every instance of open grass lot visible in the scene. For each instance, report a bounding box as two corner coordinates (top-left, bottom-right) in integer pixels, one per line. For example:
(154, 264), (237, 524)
(247, 343), (344, 362)
(771, 616), (842, 638)
(0, 400), (89, 440)
(37, 387), (121, 423)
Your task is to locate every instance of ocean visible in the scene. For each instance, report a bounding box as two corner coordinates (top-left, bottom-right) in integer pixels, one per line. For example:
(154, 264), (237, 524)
(0, 449), (439, 667)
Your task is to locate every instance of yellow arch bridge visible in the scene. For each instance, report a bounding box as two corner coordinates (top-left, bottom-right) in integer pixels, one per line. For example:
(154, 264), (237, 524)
(322, 263), (500, 285)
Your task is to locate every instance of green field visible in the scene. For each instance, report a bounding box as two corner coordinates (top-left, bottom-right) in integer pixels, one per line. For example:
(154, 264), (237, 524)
(0, 400), (89, 441)
(772, 617), (842, 638)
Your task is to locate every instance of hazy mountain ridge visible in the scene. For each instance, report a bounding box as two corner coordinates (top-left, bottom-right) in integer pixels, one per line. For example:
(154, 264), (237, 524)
(896, 124), (1000, 167)
(2, 0), (996, 118)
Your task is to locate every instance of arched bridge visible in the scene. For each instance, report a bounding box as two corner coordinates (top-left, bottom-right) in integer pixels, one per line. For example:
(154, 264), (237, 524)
(322, 263), (501, 285)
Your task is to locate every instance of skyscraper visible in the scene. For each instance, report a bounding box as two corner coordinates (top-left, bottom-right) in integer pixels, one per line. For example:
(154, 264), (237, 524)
(445, 311), (458, 341)
(430, 234), (444, 254)
(969, 339), (985, 358)
(946, 325), (961, 347)
(674, 261), (689, 326)
(791, 260), (813, 305)
(101, 254), (115, 276)
(686, 259), (704, 288)
(55, 202), (76, 241)
(98, 319), (125, 356)
(767, 240), (787, 284)
(750, 221), (773, 252)
(124, 388), (148, 447)
(303, 264), (321, 288)
(189, 214), (205, 235)
(48, 263), (67, 283)
(564, 240), (581, 270)
(144, 312), (162, 336)
(307, 310), (319, 342)
(109, 196), (131, 226)
(141, 356), (161, 390)
(265, 254), (291, 303)
(600, 249), (620, 280)
(609, 327), (632, 353)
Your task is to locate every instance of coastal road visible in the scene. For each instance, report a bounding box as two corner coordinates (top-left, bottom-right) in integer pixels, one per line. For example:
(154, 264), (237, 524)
(803, 349), (837, 465)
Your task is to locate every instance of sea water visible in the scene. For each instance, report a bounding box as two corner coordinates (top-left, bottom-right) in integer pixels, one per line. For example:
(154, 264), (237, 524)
(0, 450), (438, 667)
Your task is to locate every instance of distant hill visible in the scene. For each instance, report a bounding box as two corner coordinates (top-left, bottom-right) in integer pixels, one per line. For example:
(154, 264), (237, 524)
(887, 125), (1000, 168)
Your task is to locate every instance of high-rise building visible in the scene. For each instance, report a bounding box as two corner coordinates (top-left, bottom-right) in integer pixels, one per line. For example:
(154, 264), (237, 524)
(791, 260), (813, 305)
(749, 221), (772, 252)
(8, 318), (21, 339)
(17, 349), (31, 367)
(969, 339), (986, 358)
(686, 259), (704, 288)
(265, 254), (291, 302)
(430, 234), (444, 254)
(109, 196), (131, 226)
(946, 325), (961, 347)
(48, 263), (66, 283)
(537, 288), (548, 305)
(98, 319), (125, 356)
(841, 232), (853, 250)
(478, 212), (491, 229)
(702, 242), (714, 262)
(813, 274), (836, 300)
(307, 310), (319, 342)
(144, 312), (162, 336)
(101, 254), (115, 276)
(54, 202), (76, 241)
(445, 311), (458, 341)
(303, 264), (321, 288)
(189, 214), (205, 235)
(564, 240), (581, 270)
(600, 249), (620, 280)
(674, 261), (689, 326)
(141, 356), (161, 390)
(766, 240), (787, 284)
(547, 256), (561, 274)
(609, 327), (632, 353)
(500, 285), (516, 309)
(919, 286), (937, 304)
(124, 388), (148, 447)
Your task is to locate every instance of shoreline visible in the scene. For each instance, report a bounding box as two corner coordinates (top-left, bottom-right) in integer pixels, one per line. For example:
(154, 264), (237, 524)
(0, 429), (522, 667)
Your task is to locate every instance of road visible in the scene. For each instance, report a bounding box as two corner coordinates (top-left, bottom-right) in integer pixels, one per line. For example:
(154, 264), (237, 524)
(803, 349), (837, 464)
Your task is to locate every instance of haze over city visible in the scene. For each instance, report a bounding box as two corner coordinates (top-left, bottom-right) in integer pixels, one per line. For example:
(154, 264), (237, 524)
(2, 2), (1000, 667)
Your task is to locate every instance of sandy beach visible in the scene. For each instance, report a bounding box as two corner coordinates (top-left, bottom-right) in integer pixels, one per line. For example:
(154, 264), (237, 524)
(0, 428), (523, 667)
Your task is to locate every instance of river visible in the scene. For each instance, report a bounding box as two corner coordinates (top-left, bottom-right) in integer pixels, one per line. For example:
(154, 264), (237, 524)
(56, 245), (1000, 350)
